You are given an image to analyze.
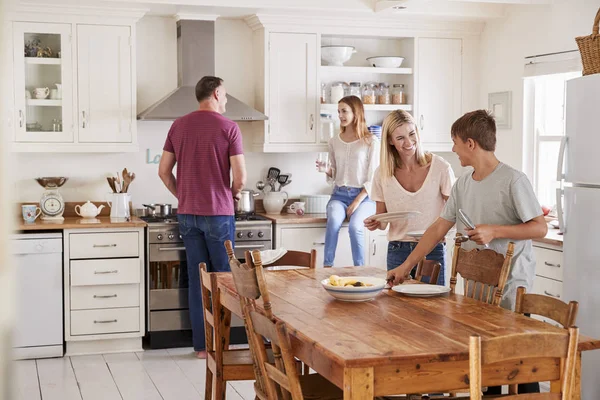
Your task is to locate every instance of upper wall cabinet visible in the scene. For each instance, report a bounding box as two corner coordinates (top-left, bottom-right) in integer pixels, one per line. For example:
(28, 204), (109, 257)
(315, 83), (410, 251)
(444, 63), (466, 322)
(415, 37), (462, 152)
(9, 13), (140, 152)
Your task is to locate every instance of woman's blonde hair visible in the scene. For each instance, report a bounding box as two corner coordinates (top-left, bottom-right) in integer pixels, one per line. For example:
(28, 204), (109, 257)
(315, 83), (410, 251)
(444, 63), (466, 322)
(380, 110), (430, 178)
(338, 96), (372, 144)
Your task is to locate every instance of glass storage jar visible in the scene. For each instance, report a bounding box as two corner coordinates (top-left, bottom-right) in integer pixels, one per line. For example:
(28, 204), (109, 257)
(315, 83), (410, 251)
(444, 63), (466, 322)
(320, 113), (335, 143)
(377, 83), (390, 105)
(362, 82), (376, 105)
(392, 84), (406, 105)
(347, 82), (362, 98)
(330, 82), (347, 104)
(320, 82), (327, 104)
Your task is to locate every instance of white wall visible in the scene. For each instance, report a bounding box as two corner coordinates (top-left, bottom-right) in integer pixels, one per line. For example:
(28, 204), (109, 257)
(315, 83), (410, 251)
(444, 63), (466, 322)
(479, 0), (598, 171)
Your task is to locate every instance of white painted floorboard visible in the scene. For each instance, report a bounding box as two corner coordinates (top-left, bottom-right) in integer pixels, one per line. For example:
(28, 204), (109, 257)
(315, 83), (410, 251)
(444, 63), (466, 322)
(37, 357), (82, 400)
(13, 359), (41, 400)
(13, 347), (258, 400)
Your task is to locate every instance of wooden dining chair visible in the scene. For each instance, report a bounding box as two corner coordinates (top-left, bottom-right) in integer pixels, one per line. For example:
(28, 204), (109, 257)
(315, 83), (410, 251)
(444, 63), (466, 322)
(464, 327), (579, 399)
(200, 263), (256, 400)
(515, 286), (579, 328)
(253, 248), (317, 270)
(244, 303), (343, 400)
(414, 260), (441, 285)
(449, 234), (514, 306)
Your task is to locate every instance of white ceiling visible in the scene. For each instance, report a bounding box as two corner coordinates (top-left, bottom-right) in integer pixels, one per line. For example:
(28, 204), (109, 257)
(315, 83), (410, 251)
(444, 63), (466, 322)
(14, 0), (555, 20)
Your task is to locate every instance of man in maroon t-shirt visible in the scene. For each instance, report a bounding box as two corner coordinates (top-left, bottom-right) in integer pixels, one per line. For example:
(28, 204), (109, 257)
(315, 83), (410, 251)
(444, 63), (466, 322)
(159, 76), (246, 358)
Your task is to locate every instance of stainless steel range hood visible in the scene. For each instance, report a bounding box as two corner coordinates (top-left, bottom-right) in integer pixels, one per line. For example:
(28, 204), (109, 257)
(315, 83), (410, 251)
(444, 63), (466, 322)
(138, 20), (267, 121)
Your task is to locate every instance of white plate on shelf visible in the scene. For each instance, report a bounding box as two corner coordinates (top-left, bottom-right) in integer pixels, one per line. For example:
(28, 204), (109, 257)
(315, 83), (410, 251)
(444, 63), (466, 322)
(392, 284), (450, 297)
(406, 230), (426, 239)
(370, 211), (421, 223)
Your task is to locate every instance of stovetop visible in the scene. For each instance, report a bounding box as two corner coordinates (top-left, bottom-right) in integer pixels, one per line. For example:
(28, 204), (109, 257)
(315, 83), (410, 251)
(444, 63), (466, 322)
(140, 213), (271, 224)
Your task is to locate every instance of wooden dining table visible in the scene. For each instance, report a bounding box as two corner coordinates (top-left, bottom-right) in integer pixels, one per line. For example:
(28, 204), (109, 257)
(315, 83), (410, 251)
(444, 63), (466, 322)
(216, 266), (600, 400)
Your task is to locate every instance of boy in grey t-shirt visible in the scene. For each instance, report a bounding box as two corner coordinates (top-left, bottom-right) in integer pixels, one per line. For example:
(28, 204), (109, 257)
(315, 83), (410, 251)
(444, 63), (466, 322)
(387, 109), (547, 307)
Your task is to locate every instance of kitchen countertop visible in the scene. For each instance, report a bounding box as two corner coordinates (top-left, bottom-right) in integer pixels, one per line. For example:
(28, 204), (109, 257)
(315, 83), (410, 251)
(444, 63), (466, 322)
(16, 216), (147, 231)
(533, 226), (563, 247)
(259, 212), (328, 224)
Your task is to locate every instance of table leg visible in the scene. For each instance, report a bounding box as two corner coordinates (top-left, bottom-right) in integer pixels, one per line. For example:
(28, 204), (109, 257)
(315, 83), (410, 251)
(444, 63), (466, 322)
(343, 367), (374, 400)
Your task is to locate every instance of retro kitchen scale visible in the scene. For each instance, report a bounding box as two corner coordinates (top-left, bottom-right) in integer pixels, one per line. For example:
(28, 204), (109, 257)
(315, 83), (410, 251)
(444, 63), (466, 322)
(35, 177), (68, 221)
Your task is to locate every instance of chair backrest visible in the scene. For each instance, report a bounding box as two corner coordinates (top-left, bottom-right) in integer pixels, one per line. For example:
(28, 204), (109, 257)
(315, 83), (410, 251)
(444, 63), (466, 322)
(415, 260), (441, 285)
(199, 263), (225, 357)
(449, 234), (514, 306)
(253, 249), (317, 269)
(245, 303), (304, 400)
(468, 327), (579, 399)
(515, 286), (578, 328)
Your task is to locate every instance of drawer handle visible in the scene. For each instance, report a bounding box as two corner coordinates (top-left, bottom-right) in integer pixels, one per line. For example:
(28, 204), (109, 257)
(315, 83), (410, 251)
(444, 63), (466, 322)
(93, 244), (117, 248)
(93, 294), (118, 299)
(544, 290), (561, 298)
(94, 270), (118, 275)
(312, 242), (325, 246)
(544, 261), (561, 268)
(158, 247), (186, 251)
(94, 319), (117, 324)
(234, 244), (266, 249)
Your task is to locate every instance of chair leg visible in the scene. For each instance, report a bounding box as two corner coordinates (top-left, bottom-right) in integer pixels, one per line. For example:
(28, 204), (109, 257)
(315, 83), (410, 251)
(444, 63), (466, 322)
(205, 368), (214, 400)
(303, 363), (310, 375)
(214, 374), (227, 400)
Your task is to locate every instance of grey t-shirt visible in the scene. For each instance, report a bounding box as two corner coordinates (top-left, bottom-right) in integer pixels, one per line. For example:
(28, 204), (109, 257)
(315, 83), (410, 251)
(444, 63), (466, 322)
(440, 162), (543, 310)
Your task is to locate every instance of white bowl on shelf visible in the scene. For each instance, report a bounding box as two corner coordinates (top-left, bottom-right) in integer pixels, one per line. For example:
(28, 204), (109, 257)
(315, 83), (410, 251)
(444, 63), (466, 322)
(366, 56), (405, 68)
(321, 46), (356, 66)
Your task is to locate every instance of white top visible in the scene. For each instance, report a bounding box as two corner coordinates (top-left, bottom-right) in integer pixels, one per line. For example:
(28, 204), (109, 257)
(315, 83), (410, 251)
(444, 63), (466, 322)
(371, 154), (455, 242)
(327, 133), (380, 196)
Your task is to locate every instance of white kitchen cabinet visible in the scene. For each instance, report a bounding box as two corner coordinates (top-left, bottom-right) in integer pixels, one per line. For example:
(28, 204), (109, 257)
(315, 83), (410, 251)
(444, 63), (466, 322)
(63, 227), (145, 356)
(10, 16), (139, 152)
(77, 25), (133, 144)
(531, 243), (564, 327)
(276, 224), (357, 267)
(367, 231), (388, 270)
(415, 37), (462, 152)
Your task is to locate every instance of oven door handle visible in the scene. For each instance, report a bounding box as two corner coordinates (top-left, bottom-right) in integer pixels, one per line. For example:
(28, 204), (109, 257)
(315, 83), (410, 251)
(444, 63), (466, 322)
(158, 247), (186, 251)
(234, 244), (266, 249)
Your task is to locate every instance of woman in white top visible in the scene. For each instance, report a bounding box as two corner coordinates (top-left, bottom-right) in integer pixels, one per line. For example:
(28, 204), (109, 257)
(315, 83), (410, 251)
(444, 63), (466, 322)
(319, 95), (380, 267)
(364, 110), (455, 284)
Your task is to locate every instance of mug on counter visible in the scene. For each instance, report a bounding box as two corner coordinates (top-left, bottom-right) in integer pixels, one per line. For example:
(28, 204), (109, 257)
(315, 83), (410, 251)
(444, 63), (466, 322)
(22, 204), (42, 223)
(289, 201), (305, 216)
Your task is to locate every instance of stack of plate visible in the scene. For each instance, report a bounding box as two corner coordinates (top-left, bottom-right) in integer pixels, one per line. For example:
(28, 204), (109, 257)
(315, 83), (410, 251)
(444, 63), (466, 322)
(370, 211), (421, 223)
(368, 125), (382, 140)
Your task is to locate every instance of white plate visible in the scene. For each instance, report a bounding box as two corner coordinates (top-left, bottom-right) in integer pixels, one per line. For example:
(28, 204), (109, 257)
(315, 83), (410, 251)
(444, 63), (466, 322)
(257, 248), (287, 265)
(370, 211), (421, 223)
(392, 284), (451, 297)
(406, 230), (426, 239)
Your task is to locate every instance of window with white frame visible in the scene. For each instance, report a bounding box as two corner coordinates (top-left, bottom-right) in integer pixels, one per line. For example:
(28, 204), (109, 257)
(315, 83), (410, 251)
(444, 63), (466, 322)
(525, 71), (581, 208)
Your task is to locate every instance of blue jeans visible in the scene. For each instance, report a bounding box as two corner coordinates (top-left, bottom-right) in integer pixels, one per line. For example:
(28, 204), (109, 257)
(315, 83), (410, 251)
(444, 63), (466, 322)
(386, 241), (446, 285)
(324, 186), (376, 266)
(178, 214), (235, 351)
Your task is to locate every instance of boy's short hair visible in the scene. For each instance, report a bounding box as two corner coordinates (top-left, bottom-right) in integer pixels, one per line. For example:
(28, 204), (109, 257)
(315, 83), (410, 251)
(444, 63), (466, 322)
(451, 109), (496, 151)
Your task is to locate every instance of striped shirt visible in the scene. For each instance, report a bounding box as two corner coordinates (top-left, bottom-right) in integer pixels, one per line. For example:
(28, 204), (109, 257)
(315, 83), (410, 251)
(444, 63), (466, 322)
(163, 110), (243, 216)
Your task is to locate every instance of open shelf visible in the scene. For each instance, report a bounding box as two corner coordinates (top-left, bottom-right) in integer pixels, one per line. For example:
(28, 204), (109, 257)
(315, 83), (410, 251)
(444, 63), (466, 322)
(26, 99), (62, 106)
(25, 57), (61, 65)
(320, 66), (412, 75)
(321, 103), (412, 112)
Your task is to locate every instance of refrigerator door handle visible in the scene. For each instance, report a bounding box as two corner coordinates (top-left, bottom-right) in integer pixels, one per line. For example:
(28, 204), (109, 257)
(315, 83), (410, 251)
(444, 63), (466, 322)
(556, 136), (567, 182)
(556, 188), (564, 234)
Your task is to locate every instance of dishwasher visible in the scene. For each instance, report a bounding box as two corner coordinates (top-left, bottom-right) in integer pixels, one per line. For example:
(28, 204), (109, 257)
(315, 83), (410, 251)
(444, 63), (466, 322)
(11, 232), (64, 360)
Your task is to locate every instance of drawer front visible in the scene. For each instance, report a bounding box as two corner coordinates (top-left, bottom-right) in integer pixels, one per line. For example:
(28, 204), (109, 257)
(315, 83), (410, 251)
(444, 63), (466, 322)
(532, 275), (563, 301)
(71, 258), (140, 286)
(533, 246), (563, 281)
(71, 307), (140, 336)
(71, 284), (139, 310)
(70, 232), (139, 259)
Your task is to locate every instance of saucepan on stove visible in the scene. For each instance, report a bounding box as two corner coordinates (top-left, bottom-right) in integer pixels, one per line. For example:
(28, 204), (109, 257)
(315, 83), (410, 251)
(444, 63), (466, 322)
(235, 189), (259, 215)
(142, 203), (173, 217)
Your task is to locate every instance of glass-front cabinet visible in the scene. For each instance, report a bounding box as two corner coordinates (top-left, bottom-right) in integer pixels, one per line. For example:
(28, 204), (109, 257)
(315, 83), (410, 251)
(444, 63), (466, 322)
(13, 22), (73, 142)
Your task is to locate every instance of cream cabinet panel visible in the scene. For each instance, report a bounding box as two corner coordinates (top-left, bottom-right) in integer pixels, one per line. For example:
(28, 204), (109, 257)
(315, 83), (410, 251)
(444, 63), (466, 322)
(77, 25), (133, 143)
(70, 307), (140, 336)
(278, 226), (354, 267)
(69, 231), (139, 259)
(12, 22), (74, 143)
(367, 232), (388, 270)
(532, 275), (563, 302)
(533, 245), (563, 282)
(70, 284), (140, 310)
(416, 38), (462, 151)
(70, 258), (141, 286)
(268, 32), (318, 144)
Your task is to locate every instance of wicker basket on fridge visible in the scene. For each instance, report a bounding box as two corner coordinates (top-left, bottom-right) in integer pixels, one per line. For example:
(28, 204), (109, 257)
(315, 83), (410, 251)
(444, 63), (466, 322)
(576, 7), (600, 76)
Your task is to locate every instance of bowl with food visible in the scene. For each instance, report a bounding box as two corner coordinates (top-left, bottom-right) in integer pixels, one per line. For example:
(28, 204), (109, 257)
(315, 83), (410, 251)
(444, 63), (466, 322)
(321, 275), (387, 302)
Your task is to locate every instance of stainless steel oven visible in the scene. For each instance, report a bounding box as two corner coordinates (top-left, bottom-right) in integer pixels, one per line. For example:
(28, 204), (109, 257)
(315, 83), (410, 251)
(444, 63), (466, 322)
(142, 214), (273, 349)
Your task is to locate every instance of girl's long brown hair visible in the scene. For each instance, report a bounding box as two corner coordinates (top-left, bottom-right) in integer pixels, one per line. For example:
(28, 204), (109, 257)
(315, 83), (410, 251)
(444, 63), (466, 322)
(338, 95), (372, 144)
(380, 110), (430, 178)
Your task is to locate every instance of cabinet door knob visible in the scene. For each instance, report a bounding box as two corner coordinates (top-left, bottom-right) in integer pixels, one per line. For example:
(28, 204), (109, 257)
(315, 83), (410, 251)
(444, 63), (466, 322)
(544, 261), (561, 268)
(309, 114), (314, 130)
(82, 111), (87, 128)
(372, 239), (376, 256)
(544, 290), (560, 298)
(419, 114), (424, 130)
(19, 110), (24, 128)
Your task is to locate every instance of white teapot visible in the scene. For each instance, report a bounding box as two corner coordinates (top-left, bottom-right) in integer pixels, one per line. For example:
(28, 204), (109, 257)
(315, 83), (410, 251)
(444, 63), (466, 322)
(75, 201), (105, 218)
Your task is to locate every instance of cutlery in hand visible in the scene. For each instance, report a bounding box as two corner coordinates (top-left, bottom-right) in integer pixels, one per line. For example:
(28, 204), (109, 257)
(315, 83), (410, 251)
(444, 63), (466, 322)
(458, 208), (489, 248)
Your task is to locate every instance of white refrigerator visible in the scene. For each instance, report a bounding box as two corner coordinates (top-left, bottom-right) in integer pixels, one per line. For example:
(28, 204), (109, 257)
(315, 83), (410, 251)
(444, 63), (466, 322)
(558, 73), (600, 399)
